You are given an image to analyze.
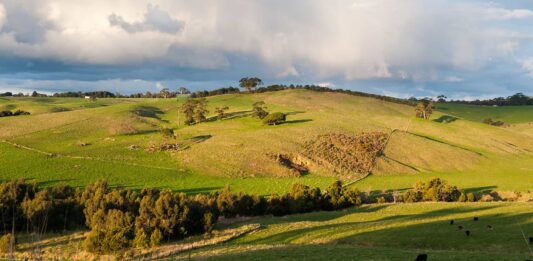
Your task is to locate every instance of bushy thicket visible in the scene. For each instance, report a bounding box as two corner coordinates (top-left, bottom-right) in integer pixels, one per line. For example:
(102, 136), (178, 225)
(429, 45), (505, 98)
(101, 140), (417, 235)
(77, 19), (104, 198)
(0, 178), (471, 254)
(0, 110), (30, 117)
(403, 178), (461, 203)
(303, 132), (388, 175)
(262, 112), (286, 125)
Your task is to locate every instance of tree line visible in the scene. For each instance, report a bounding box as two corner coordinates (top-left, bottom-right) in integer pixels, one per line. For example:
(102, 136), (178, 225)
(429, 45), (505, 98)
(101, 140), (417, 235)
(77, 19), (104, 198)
(0, 178), (473, 255)
(440, 92), (533, 106)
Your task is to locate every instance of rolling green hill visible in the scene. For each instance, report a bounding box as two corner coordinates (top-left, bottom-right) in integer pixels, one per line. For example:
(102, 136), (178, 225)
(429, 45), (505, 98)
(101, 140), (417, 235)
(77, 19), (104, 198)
(1, 90), (533, 194)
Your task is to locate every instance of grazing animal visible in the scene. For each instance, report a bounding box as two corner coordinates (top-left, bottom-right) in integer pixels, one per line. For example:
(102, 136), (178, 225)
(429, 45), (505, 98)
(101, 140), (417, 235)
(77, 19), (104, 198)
(450, 220), (454, 225)
(473, 217), (479, 221)
(487, 225), (493, 230)
(415, 253), (427, 261)
(458, 225), (463, 230)
(529, 237), (533, 243)
(465, 230), (471, 236)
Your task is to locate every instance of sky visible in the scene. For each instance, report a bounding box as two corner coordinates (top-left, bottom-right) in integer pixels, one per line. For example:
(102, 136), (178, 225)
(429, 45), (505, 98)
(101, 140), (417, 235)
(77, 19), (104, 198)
(0, 0), (533, 99)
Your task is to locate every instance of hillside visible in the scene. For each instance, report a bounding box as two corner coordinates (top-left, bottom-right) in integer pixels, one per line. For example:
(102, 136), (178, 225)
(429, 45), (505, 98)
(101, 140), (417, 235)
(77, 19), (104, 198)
(1, 90), (533, 193)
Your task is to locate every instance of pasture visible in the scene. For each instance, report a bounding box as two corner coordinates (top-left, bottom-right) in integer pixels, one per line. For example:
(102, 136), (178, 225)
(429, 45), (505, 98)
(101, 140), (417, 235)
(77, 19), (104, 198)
(1, 90), (533, 194)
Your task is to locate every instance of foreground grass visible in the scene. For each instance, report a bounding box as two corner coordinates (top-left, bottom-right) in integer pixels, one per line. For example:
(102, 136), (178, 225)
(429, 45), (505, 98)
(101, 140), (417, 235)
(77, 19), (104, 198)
(175, 202), (533, 260)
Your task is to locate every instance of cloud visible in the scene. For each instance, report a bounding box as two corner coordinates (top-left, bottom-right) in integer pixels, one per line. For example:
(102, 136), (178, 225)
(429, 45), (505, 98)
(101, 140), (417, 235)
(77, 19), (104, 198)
(109, 4), (184, 34)
(444, 76), (464, 83)
(484, 7), (533, 20)
(0, 0), (532, 98)
(521, 58), (533, 77)
(0, 4), (5, 29)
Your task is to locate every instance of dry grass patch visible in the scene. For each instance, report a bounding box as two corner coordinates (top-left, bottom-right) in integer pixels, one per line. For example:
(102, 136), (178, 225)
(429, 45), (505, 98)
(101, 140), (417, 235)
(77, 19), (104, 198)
(302, 132), (387, 178)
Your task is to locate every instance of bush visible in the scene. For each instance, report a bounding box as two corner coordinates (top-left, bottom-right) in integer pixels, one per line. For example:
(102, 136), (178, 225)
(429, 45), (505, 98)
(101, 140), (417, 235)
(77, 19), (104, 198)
(0, 234), (13, 253)
(150, 229), (162, 247)
(252, 101), (269, 119)
(133, 229), (149, 248)
(467, 193), (476, 202)
(160, 128), (175, 139)
(0, 111), (13, 117)
(262, 112), (286, 125)
(13, 110), (30, 116)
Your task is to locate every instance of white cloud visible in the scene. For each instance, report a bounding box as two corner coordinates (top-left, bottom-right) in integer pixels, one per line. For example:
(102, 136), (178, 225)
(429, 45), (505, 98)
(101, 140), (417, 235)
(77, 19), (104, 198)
(484, 7), (533, 20)
(521, 58), (533, 77)
(0, 0), (530, 83)
(109, 4), (184, 34)
(0, 4), (5, 30)
(444, 76), (464, 83)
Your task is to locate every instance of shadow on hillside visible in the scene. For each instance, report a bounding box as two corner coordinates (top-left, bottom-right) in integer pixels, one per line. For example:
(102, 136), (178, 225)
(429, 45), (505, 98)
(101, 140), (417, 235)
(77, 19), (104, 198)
(405, 131), (483, 156)
(175, 186), (223, 194)
(242, 205), (503, 245)
(285, 111), (306, 115)
(36, 179), (76, 187)
(463, 186), (497, 194)
(379, 155), (420, 172)
(434, 115), (459, 123)
(285, 119), (313, 124)
(205, 110), (252, 122)
(189, 135), (212, 143)
(132, 105), (167, 122)
(214, 207), (532, 260)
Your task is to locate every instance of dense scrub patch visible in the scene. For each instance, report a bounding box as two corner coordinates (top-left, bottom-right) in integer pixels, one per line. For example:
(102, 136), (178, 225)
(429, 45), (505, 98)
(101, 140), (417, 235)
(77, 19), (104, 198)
(303, 132), (388, 176)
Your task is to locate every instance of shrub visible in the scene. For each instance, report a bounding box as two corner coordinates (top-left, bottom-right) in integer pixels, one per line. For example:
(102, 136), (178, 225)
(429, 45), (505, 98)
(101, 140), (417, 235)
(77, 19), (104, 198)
(150, 229), (163, 247)
(467, 193), (476, 202)
(252, 101), (269, 119)
(267, 193), (289, 216)
(0, 234), (13, 253)
(407, 178), (461, 202)
(203, 212), (215, 234)
(458, 192), (466, 202)
(160, 128), (175, 139)
(13, 110), (30, 116)
(479, 194), (494, 202)
(403, 190), (421, 203)
(377, 196), (386, 204)
(0, 111), (13, 117)
(133, 229), (149, 248)
(262, 112), (286, 125)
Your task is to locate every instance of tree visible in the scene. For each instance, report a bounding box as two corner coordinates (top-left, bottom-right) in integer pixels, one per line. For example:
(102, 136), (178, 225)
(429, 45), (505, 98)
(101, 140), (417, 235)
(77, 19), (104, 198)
(178, 87), (190, 94)
(437, 95), (447, 102)
(215, 106), (229, 120)
(262, 112), (286, 125)
(193, 98), (209, 123)
(252, 101), (269, 119)
(415, 100), (434, 120)
(239, 77), (263, 92)
(159, 88), (171, 99)
(180, 98), (197, 125)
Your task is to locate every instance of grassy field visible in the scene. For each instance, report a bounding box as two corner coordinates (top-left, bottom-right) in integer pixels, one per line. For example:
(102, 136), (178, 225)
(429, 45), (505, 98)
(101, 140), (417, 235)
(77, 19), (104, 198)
(435, 102), (533, 124)
(1, 90), (533, 194)
(13, 202), (533, 260)
(172, 202), (533, 260)
(2, 91), (533, 260)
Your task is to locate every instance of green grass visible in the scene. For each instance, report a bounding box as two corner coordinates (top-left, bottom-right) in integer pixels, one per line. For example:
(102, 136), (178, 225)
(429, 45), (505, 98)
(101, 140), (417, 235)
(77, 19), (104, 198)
(0, 143), (335, 195)
(1, 90), (533, 194)
(436, 103), (533, 124)
(177, 202), (533, 260)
